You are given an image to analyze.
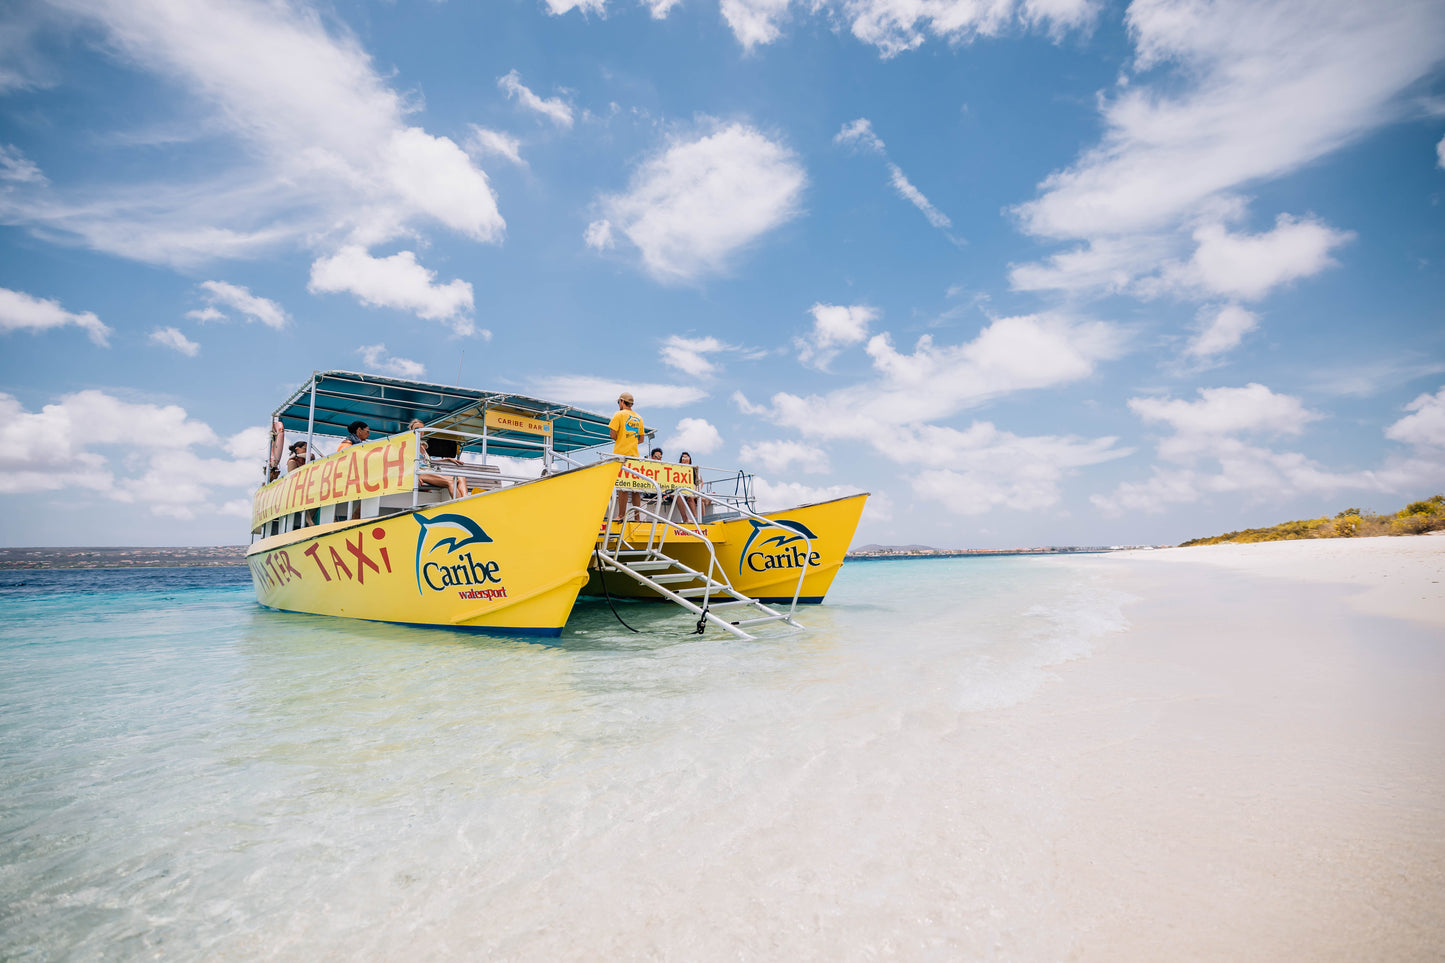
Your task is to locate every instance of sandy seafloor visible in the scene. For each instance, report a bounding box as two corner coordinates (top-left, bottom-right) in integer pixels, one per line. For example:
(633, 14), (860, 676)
(1, 536), (1442, 961)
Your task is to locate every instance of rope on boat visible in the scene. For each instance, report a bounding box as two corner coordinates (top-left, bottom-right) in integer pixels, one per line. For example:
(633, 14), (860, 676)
(594, 549), (640, 634)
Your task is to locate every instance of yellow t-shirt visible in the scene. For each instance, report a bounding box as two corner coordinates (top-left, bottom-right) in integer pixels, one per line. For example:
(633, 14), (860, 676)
(608, 408), (644, 457)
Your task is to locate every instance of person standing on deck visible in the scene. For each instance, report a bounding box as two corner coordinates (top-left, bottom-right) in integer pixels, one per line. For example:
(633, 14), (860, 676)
(609, 392), (645, 521)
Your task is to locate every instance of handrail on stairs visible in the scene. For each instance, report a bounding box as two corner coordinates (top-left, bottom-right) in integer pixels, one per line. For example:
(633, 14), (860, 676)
(669, 490), (814, 622)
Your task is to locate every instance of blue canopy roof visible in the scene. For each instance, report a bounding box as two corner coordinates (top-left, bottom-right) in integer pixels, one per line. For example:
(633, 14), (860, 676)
(273, 370), (614, 459)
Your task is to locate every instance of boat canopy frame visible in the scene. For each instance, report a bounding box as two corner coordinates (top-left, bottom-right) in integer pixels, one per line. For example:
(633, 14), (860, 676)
(273, 370), (616, 463)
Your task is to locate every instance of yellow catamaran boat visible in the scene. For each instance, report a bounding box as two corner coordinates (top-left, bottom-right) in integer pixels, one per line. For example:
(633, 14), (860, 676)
(248, 371), (867, 639)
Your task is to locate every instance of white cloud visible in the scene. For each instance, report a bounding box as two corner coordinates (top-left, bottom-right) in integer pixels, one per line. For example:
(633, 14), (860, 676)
(663, 417), (723, 455)
(542, 0), (606, 12)
(3, 0), (503, 264)
(185, 306), (226, 323)
(591, 122), (806, 281)
(848, 0), (1098, 55)
(719, 0), (793, 49)
(887, 163), (951, 229)
(150, 326), (199, 356)
(1128, 384), (1318, 442)
(223, 425), (269, 460)
(760, 313), (1124, 442)
(0, 286), (111, 346)
(1009, 0), (1443, 306)
(1308, 359), (1445, 398)
(660, 335), (730, 377)
(749, 312), (1129, 514)
(834, 118), (886, 154)
(795, 302), (877, 370)
(1185, 303), (1257, 358)
(0, 390), (248, 514)
(357, 343), (425, 379)
(836, 119), (953, 233)
(527, 376), (707, 411)
(1092, 383), (1368, 515)
(197, 280), (288, 329)
(1438, 133), (1445, 169)
(751, 477), (864, 512)
(739, 439), (830, 474)
(498, 69), (574, 128)
(465, 125), (525, 167)
(1018, 1), (1444, 243)
(894, 421), (1128, 515)
(308, 246), (478, 333)
(710, 0), (1098, 54)
(584, 219), (615, 251)
(1385, 387), (1445, 448)
(1008, 234), (1163, 295)
(1150, 215), (1353, 301)
(0, 144), (45, 184)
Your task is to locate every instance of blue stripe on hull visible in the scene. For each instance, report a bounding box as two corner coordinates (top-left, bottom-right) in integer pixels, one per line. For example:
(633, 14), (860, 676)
(255, 603), (564, 638)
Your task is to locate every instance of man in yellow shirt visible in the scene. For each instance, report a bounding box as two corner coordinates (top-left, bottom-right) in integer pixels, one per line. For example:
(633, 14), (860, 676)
(609, 392), (645, 521)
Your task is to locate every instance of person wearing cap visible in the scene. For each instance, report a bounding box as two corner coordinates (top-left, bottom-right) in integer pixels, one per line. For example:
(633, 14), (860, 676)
(609, 392), (646, 521)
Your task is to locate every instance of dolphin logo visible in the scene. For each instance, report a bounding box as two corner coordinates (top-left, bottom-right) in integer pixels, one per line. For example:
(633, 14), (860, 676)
(412, 513), (494, 593)
(738, 518), (818, 574)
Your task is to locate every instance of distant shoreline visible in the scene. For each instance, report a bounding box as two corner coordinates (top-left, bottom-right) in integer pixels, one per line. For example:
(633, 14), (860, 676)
(0, 544), (1160, 571)
(846, 547), (1157, 561)
(0, 546), (248, 570)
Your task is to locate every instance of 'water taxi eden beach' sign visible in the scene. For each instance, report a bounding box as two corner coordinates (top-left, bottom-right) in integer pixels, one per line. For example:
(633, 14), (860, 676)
(616, 459), (697, 492)
(251, 436), (415, 530)
(484, 408), (552, 435)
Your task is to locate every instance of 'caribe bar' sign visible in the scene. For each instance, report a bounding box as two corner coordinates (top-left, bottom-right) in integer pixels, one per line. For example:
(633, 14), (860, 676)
(485, 408), (552, 435)
(251, 436), (416, 530)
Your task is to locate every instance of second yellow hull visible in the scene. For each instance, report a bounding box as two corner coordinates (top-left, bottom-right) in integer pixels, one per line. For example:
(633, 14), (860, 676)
(586, 493), (868, 603)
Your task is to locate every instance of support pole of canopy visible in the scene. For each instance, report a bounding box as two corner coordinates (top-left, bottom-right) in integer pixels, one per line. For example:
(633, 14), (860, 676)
(305, 371), (318, 461)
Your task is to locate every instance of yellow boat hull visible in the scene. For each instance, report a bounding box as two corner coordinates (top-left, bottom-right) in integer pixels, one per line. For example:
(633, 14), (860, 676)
(587, 493), (868, 603)
(246, 462), (621, 636)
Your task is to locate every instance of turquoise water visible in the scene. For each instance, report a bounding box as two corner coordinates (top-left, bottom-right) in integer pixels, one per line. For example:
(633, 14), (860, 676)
(1, 558), (1128, 959)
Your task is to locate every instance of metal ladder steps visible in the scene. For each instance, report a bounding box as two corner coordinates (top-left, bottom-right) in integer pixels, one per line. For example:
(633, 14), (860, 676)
(677, 585), (739, 599)
(732, 615), (790, 627)
(651, 573), (708, 585)
(625, 561), (676, 572)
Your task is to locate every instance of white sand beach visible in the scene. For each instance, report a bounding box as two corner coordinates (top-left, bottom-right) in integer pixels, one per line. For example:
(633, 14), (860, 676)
(1020, 536), (1445, 961)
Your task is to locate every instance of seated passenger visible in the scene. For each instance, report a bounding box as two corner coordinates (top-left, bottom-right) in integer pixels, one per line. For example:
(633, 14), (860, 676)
(418, 439), (469, 500)
(336, 420), (370, 450)
(285, 440), (313, 473)
(674, 451), (707, 524)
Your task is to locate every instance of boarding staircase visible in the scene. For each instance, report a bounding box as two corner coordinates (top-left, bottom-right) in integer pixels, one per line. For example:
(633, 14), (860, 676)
(588, 461), (808, 641)
(592, 546), (800, 641)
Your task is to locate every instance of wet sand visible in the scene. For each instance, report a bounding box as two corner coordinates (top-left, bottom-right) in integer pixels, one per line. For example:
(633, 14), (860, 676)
(1026, 537), (1445, 960)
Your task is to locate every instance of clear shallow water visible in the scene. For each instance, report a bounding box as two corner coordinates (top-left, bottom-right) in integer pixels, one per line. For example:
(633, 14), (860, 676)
(1, 558), (1128, 960)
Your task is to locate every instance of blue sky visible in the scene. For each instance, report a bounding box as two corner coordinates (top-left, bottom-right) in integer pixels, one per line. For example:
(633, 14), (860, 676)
(1, 0), (1443, 548)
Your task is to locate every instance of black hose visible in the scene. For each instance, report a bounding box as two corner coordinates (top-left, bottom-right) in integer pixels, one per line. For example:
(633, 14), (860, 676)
(594, 549), (640, 633)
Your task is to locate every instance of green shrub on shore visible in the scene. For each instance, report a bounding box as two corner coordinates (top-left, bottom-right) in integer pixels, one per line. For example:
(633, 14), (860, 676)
(1181, 495), (1445, 546)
